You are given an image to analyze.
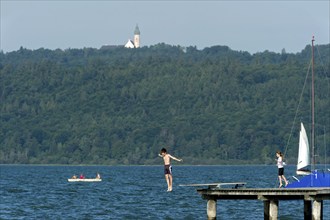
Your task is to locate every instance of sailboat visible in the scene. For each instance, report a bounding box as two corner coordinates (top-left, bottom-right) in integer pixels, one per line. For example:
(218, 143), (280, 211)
(286, 37), (330, 188)
(296, 122), (311, 175)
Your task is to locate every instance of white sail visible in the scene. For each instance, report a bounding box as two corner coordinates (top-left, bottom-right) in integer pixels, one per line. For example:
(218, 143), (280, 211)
(297, 122), (310, 171)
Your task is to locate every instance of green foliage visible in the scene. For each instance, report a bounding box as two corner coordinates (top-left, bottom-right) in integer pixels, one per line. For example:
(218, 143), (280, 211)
(0, 44), (329, 165)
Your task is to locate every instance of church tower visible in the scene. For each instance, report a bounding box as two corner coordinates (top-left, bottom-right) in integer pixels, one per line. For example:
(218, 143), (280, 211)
(134, 24), (140, 48)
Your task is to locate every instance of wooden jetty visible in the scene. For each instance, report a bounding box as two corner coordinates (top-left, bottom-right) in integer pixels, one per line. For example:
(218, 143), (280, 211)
(196, 187), (330, 220)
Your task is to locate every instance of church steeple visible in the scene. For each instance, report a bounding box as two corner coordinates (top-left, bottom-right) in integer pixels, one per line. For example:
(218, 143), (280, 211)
(134, 24), (140, 35)
(134, 24), (140, 48)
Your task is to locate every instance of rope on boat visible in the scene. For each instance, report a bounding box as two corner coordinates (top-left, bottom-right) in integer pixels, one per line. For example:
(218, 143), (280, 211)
(283, 59), (312, 158)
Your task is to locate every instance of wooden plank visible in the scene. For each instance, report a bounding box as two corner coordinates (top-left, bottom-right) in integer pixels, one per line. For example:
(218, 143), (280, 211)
(180, 182), (246, 186)
(179, 182), (246, 189)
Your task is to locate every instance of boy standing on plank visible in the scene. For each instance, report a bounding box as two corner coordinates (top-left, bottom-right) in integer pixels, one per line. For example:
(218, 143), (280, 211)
(158, 148), (183, 192)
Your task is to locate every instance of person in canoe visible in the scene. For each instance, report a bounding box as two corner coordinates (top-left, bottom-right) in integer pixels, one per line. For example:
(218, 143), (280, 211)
(79, 174), (85, 179)
(71, 174), (77, 179)
(96, 173), (101, 179)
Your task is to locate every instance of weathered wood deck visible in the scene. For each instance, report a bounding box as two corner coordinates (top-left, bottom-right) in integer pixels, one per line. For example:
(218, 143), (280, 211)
(196, 187), (330, 220)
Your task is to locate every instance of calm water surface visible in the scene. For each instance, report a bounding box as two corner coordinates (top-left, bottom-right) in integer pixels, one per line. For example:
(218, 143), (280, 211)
(0, 165), (329, 219)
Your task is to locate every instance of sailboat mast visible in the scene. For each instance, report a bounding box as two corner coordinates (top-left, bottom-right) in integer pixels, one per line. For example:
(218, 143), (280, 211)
(311, 36), (315, 171)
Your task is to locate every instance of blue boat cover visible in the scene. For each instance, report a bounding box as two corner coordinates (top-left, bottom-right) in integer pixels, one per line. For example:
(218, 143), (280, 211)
(286, 170), (330, 188)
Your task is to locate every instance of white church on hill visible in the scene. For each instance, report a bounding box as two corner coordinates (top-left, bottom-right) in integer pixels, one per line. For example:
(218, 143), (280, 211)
(125, 25), (140, 48)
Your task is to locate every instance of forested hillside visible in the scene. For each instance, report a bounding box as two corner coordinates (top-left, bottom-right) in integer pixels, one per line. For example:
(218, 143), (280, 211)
(0, 44), (329, 165)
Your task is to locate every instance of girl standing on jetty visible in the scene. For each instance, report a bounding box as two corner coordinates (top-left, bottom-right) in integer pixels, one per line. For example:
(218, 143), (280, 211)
(276, 151), (288, 188)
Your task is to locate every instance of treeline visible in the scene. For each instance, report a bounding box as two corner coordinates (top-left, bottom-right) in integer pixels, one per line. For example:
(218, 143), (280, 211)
(0, 43), (329, 165)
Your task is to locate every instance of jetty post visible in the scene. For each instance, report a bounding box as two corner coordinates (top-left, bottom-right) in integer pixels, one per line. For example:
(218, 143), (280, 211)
(312, 200), (323, 220)
(206, 198), (217, 219)
(261, 200), (278, 220)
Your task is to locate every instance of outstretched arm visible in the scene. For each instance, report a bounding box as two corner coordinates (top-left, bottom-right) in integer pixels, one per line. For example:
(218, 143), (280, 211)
(169, 154), (183, 162)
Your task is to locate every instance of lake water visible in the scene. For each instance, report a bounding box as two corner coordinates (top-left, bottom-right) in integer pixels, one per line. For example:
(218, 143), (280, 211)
(0, 165), (329, 219)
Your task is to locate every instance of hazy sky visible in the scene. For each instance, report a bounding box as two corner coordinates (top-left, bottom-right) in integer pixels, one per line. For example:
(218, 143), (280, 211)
(1, 0), (329, 54)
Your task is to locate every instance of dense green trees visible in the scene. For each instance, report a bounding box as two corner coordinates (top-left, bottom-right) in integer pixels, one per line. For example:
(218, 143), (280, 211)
(0, 44), (329, 165)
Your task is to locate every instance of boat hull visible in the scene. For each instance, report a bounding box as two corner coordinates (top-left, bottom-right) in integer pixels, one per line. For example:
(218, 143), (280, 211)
(68, 178), (102, 182)
(286, 170), (330, 188)
(296, 170), (311, 176)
